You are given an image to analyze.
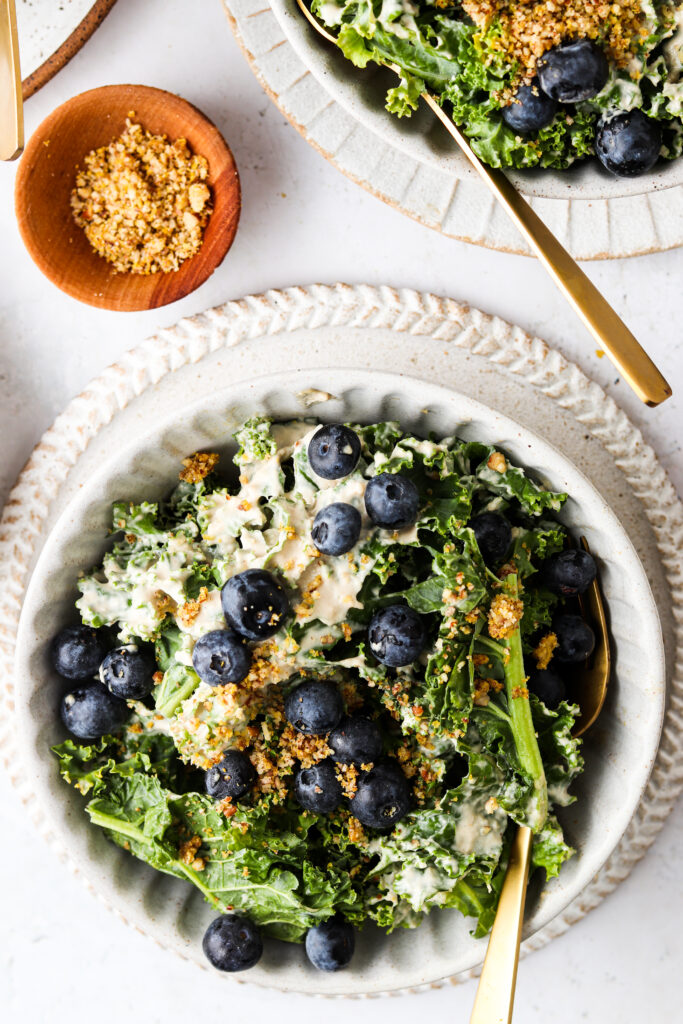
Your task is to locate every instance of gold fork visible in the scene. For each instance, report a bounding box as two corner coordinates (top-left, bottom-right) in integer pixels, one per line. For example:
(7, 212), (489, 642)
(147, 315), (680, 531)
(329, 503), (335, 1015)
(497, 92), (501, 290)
(0, 0), (23, 160)
(469, 538), (610, 1023)
(294, 0), (671, 408)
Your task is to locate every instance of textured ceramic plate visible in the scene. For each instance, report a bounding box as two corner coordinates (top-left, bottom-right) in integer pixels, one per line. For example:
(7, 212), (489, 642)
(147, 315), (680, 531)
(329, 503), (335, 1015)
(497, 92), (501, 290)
(18, 0), (118, 99)
(222, 0), (683, 258)
(1, 285), (682, 997)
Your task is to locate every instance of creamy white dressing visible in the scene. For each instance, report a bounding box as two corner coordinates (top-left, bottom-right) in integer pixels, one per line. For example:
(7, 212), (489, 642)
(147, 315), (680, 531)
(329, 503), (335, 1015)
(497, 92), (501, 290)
(454, 801), (503, 858)
(664, 7), (683, 80)
(392, 866), (451, 910)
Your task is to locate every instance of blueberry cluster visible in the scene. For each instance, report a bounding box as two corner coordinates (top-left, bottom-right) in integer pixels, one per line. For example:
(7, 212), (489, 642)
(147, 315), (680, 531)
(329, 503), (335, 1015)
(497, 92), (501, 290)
(281, 678), (411, 829)
(203, 912), (354, 974)
(307, 423), (421, 554)
(528, 548), (598, 709)
(53, 626), (155, 739)
(502, 39), (662, 177)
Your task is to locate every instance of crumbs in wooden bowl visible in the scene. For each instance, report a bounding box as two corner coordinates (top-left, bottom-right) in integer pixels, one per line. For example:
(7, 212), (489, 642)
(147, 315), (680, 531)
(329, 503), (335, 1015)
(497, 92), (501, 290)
(70, 116), (212, 274)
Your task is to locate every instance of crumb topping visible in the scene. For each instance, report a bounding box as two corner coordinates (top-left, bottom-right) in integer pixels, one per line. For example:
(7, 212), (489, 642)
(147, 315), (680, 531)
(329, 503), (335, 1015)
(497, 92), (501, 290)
(461, 1), (651, 91)
(71, 117), (212, 275)
(487, 450), (508, 474)
(533, 631), (558, 670)
(179, 451), (219, 483)
(178, 835), (205, 871)
(176, 586), (209, 628)
(487, 592), (524, 639)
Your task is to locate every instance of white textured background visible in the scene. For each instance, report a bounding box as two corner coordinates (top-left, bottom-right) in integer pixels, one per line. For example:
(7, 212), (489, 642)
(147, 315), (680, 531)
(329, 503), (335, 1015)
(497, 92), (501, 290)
(1, 1), (681, 1021)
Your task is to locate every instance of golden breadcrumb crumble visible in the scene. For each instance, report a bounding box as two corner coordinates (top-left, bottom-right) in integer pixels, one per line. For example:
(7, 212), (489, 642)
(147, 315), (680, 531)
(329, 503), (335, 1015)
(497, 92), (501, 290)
(488, 592), (524, 639)
(178, 835), (205, 871)
(176, 586), (209, 628)
(71, 117), (212, 274)
(533, 631), (558, 670)
(179, 451), (219, 483)
(461, 1), (651, 92)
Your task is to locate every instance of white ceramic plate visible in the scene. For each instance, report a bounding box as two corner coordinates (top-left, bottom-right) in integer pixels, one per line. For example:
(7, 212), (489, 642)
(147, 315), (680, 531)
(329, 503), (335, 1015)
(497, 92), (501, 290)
(18, 0), (118, 98)
(222, 0), (683, 258)
(1, 286), (681, 997)
(11, 364), (666, 995)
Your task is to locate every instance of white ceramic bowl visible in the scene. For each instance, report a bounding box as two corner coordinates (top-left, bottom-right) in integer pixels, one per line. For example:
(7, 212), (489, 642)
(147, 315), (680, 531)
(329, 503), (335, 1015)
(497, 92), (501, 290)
(14, 367), (665, 995)
(270, 0), (683, 202)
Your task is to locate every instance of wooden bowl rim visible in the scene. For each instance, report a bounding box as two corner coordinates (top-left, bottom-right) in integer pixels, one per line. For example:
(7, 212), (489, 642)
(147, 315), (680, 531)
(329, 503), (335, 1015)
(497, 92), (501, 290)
(15, 83), (241, 312)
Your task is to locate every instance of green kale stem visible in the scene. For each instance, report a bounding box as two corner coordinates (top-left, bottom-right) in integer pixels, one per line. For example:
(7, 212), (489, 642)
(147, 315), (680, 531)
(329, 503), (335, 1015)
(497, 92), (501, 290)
(478, 575), (548, 831)
(156, 674), (200, 719)
(87, 808), (225, 911)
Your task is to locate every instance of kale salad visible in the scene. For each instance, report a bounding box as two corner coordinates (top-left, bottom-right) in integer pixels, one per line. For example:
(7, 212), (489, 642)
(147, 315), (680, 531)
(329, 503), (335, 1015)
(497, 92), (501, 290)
(312, 0), (683, 176)
(51, 418), (595, 974)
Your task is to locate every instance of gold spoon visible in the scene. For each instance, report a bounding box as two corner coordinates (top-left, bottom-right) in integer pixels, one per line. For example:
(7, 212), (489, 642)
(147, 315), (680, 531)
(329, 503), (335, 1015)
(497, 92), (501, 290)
(294, 0), (671, 408)
(469, 538), (610, 1024)
(0, 0), (23, 160)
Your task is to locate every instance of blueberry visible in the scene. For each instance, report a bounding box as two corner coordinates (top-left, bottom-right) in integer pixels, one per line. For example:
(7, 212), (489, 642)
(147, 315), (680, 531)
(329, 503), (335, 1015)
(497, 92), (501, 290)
(221, 569), (289, 641)
(553, 614), (595, 663)
(100, 644), (155, 699)
(537, 40), (608, 103)
(329, 715), (382, 766)
(60, 683), (129, 739)
(312, 503), (362, 556)
(502, 79), (558, 134)
(52, 625), (107, 680)
(364, 473), (419, 530)
(202, 914), (263, 972)
(305, 917), (355, 971)
(308, 424), (361, 480)
(368, 605), (425, 668)
(543, 549), (597, 597)
(350, 761), (411, 830)
(192, 629), (251, 686)
(293, 760), (343, 814)
(596, 110), (662, 177)
(528, 667), (567, 710)
(205, 749), (256, 800)
(471, 511), (512, 565)
(284, 679), (343, 735)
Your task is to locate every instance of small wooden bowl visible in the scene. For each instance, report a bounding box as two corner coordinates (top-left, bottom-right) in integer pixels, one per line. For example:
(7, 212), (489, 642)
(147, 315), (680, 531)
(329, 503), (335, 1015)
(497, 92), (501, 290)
(15, 84), (241, 311)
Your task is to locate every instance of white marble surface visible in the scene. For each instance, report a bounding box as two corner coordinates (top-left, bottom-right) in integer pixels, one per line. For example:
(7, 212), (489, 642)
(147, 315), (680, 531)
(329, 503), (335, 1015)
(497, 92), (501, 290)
(0, 0), (681, 1020)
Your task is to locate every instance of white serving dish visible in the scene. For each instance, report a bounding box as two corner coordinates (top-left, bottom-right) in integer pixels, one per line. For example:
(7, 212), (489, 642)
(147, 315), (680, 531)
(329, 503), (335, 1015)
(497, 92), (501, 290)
(269, 0), (683, 203)
(13, 365), (666, 995)
(223, 0), (683, 257)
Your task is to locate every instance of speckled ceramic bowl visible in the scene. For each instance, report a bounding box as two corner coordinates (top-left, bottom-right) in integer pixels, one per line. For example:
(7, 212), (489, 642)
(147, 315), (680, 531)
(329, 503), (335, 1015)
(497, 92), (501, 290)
(13, 366), (665, 995)
(269, 0), (683, 203)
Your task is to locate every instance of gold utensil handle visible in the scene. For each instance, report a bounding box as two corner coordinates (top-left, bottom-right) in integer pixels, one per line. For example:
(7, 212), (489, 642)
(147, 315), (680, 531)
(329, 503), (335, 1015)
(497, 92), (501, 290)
(0, 0), (23, 161)
(470, 825), (532, 1024)
(422, 95), (671, 407)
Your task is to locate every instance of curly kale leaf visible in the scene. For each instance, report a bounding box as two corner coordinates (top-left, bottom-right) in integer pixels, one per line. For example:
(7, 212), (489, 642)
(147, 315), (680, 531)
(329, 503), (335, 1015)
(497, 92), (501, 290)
(234, 416), (278, 463)
(53, 736), (363, 941)
(531, 814), (575, 879)
(367, 757), (511, 937)
(315, 2), (598, 168)
(52, 729), (186, 796)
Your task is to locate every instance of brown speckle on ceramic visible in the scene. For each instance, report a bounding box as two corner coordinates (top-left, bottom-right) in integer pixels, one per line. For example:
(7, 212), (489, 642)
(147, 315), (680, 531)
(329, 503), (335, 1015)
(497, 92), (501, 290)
(21, 0), (119, 100)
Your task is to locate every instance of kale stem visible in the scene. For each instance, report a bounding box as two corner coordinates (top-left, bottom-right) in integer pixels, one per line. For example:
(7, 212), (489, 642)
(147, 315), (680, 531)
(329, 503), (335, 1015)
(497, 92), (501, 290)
(157, 674), (200, 719)
(502, 575), (548, 830)
(88, 810), (148, 842)
(88, 809), (225, 912)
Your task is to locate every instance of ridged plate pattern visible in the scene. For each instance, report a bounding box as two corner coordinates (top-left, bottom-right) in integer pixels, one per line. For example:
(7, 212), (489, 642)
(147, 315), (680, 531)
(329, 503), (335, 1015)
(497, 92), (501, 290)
(222, 0), (683, 259)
